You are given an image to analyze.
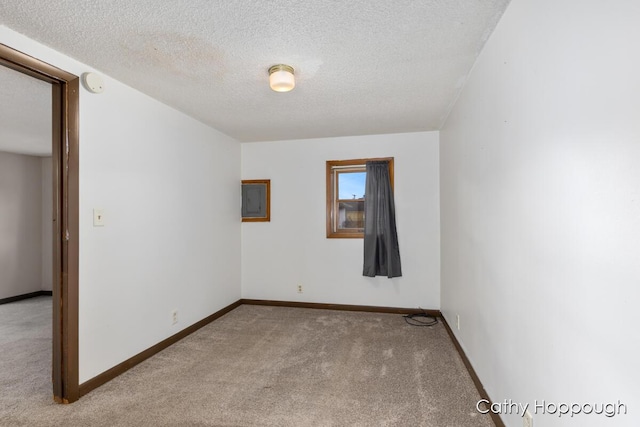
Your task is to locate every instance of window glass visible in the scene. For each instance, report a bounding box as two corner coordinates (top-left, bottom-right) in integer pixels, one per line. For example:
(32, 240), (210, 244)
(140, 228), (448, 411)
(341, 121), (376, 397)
(337, 170), (366, 230)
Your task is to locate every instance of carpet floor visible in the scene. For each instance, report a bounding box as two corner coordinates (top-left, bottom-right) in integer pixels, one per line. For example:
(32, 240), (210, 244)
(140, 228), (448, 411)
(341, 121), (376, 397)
(0, 297), (494, 426)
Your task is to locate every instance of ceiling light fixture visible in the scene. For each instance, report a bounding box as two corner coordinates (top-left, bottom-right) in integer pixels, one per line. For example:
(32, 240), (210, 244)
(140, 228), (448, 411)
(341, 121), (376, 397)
(268, 64), (295, 92)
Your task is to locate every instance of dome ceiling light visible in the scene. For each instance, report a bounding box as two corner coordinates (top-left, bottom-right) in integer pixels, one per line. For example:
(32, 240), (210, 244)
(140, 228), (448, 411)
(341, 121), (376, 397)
(268, 64), (295, 92)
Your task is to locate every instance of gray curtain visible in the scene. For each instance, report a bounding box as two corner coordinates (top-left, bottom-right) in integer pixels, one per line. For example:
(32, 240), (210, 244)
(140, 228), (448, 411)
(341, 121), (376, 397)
(363, 160), (402, 278)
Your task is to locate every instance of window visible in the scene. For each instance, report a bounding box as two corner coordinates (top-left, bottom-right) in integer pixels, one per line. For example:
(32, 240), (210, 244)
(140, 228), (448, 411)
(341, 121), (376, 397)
(326, 157), (394, 238)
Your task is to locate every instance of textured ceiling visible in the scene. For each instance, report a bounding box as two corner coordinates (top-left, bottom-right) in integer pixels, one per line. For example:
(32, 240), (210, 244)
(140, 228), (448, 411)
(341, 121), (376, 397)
(0, 0), (510, 143)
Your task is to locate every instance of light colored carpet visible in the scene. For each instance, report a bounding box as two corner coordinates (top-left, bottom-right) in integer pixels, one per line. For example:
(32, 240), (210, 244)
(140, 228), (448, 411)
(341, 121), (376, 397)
(0, 298), (493, 426)
(0, 296), (52, 413)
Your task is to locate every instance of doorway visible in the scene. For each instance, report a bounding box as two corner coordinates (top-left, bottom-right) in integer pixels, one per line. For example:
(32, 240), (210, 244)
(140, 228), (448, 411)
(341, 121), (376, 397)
(0, 43), (80, 403)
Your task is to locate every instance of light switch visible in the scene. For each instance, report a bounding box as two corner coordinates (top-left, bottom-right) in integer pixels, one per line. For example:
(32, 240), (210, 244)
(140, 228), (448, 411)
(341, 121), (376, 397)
(93, 209), (105, 226)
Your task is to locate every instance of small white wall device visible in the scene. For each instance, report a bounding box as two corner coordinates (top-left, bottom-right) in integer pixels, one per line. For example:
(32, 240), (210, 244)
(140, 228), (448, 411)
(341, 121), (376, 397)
(82, 72), (104, 94)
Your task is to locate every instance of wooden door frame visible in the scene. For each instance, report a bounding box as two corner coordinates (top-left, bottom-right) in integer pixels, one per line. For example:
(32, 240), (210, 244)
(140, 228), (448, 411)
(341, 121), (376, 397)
(0, 43), (80, 403)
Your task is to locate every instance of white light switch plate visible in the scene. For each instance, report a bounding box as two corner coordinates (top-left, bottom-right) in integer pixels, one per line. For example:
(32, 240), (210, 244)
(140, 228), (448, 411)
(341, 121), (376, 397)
(93, 209), (105, 226)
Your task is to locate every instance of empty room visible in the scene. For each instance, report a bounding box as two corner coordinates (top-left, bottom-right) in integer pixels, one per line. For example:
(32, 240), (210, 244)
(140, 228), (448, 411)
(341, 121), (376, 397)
(0, 0), (637, 426)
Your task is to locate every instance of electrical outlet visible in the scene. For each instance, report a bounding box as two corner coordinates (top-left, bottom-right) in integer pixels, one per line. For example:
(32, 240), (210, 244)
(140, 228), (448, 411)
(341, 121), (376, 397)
(171, 309), (178, 325)
(523, 409), (533, 427)
(297, 284), (303, 293)
(456, 314), (460, 331)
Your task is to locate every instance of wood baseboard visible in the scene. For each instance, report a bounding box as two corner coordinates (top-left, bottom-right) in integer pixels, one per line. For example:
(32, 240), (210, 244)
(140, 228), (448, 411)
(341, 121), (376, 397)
(236, 299), (503, 426)
(78, 299), (242, 397)
(77, 295), (502, 427)
(240, 298), (441, 317)
(0, 290), (53, 305)
(440, 315), (505, 427)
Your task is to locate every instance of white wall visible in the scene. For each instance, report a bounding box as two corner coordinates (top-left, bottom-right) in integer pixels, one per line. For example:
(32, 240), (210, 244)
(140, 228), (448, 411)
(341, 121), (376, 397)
(440, 0), (639, 426)
(1, 26), (241, 383)
(41, 156), (52, 291)
(0, 151), (43, 299)
(242, 132), (440, 309)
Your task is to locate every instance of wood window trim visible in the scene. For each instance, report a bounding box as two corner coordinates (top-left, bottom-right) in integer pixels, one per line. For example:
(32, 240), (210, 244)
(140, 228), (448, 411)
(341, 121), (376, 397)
(241, 179), (271, 222)
(326, 157), (394, 238)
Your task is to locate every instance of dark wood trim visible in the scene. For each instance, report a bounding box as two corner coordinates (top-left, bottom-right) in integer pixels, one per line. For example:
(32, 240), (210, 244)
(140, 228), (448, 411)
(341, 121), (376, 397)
(440, 316), (505, 427)
(0, 43), (80, 404)
(242, 299), (501, 426)
(69, 295), (498, 427)
(51, 81), (64, 402)
(78, 299), (436, 397)
(0, 291), (53, 305)
(241, 179), (271, 222)
(78, 300), (243, 397)
(240, 299), (440, 316)
(62, 76), (80, 403)
(0, 43), (76, 83)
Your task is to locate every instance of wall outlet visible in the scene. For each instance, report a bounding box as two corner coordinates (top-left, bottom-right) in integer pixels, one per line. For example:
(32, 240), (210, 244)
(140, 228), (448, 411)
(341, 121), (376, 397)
(456, 314), (460, 331)
(297, 284), (303, 293)
(171, 309), (178, 325)
(523, 409), (533, 427)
